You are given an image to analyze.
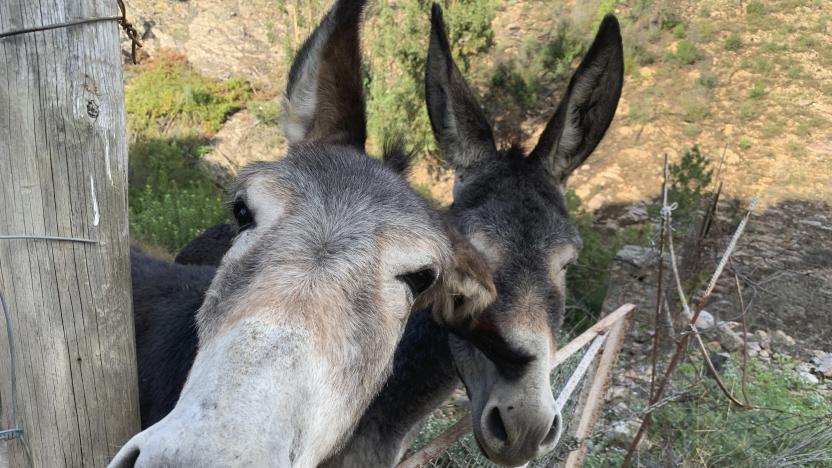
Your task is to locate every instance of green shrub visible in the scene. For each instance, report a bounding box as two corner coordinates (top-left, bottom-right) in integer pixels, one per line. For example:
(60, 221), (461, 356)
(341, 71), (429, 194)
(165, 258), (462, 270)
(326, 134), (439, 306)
(248, 99), (282, 126)
(672, 23), (686, 39)
(741, 56), (773, 75)
(652, 359), (832, 466)
(125, 51), (251, 135)
(738, 137), (753, 150)
(565, 191), (649, 329)
(125, 52), (245, 253)
(684, 124), (702, 138)
(490, 25), (584, 106)
(681, 97), (710, 123)
(128, 137), (228, 252)
(659, 12), (684, 32)
(697, 71), (718, 90)
(667, 40), (701, 65)
(746, 0), (767, 16)
(749, 81), (766, 99)
(738, 100), (760, 121)
(365, 0), (496, 158)
(787, 141), (807, 159)
(723, 33), (743, 51)
(668, 145), (713, 218)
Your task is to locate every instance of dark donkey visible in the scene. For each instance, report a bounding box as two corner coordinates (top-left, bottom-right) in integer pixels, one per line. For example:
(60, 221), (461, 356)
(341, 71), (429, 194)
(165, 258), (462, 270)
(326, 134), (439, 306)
(111, 0), (495, 466)
(328, 6), (624, 466)
(172, 5), (623, 467)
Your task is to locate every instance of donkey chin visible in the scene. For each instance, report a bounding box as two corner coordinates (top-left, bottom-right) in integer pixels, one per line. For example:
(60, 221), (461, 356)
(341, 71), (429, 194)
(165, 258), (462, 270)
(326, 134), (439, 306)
(449, 333), (561, 466)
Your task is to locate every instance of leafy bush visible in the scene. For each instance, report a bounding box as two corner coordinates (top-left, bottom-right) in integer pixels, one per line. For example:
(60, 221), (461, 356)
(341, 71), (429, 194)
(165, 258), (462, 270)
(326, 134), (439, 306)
(125, 52), (242, 253)
(652, 358), (832, 466)
(128, 137), (228, 252)
(565, 191), (649, 329)
(749, 81), (766, 99)
(248, 99), (282, 126)
(681, 97), (710, 123)
(738, 100), (760, 121)
(666, 40), (701, 65)
(746, 0), (767, 16)
(491, 26), (585, 106)
(697, 71), (718, 90)
(125, 51), (251, 135)
(724, 33), (743, 51)
(668, 145), (713, 219)
(365, 0), (496, 158)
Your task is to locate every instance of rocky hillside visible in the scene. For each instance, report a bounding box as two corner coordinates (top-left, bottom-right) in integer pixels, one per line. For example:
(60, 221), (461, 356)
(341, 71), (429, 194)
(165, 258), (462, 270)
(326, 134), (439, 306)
(120, 0), (831, 342)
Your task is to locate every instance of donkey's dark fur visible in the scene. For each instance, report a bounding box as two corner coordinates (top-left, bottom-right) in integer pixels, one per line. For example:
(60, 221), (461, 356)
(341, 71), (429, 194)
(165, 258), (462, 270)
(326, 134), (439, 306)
(174, 224), (236, 267)
(131, 248), (214, 427)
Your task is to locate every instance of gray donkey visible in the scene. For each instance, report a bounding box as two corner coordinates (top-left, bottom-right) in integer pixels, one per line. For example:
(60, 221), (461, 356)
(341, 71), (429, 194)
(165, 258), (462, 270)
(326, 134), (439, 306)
(167, 5), (623, 467)
(110, 1), (495, 466)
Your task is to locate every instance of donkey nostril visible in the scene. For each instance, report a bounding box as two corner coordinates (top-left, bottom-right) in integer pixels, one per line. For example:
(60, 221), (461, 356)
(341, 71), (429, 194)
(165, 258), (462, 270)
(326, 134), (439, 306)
(540, 412), (562, 447)
(485, 407), (509, 444)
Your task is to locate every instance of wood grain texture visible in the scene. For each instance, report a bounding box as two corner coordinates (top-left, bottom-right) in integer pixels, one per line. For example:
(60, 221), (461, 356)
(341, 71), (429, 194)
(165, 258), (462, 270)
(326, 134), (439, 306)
(0, 1), (140, 466)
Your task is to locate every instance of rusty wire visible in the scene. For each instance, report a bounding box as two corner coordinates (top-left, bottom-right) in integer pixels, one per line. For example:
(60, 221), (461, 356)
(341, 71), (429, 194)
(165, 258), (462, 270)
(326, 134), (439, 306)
(0, 0), (142, 63)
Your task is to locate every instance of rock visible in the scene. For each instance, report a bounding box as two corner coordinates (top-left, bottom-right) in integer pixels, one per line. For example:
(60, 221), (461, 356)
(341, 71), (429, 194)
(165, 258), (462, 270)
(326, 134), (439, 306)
(706, 340), (722, 353)
(797, 371), (820, 385)
(607, 386), (631, 402)
(814, 353), (832, 378)
(754, 330), (769, 342)
(716, 322), (744, 352)
(795, 362), (813, 374)
(745, 341), (762, 357)
(771, 330), (796, 348)
(619, 202), (649, 226)
(707, 352), (730, 377)
(202, 110), (287, 185)
(695, 310), (715, 331)
(607, 420), (641, 449)
(614, 245), (656, 269)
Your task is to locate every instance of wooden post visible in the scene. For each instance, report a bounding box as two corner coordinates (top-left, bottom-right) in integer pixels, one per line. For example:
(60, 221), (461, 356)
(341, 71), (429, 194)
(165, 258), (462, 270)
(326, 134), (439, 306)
(0, 1), (140, 466)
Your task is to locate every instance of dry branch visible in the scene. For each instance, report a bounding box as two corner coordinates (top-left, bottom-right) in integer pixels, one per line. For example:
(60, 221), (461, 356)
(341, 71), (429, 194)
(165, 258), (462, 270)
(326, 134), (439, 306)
(621, 184), (758, 466)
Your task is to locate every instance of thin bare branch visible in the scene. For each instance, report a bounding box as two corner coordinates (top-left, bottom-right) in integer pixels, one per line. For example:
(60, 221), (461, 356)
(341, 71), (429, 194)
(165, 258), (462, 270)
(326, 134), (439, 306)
(735, 271), (752, 406)
(622, 197), (758, 468)
(649, 154), (670, 402)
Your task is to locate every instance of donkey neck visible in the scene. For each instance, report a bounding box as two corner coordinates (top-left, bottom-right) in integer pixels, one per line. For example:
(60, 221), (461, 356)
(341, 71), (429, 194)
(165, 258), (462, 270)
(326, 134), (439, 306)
(322, 308), (460, 467)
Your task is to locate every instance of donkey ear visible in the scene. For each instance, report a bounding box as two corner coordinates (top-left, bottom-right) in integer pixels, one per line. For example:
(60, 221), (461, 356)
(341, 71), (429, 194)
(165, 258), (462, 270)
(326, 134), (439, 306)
(425, 3), (497, 169)
(419, 226), (496, 330)
(281, 0), (367, 150)
(530, 14), (624, 184)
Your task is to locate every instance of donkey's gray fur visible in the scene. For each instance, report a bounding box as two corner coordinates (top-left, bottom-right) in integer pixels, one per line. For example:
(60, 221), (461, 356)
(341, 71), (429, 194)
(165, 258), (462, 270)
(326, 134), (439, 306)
(131, 4), (623, 468)
(109, 0), (494, 466)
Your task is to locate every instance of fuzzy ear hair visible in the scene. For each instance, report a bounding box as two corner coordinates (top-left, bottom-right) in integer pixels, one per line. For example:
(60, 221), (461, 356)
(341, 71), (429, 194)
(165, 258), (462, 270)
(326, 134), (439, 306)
(380, 135), (414, 175)
(417, 225), (496, 330)
(530, 14), (624, 184)
(424, 3), (497, 170)
(281, 0), (367, 150)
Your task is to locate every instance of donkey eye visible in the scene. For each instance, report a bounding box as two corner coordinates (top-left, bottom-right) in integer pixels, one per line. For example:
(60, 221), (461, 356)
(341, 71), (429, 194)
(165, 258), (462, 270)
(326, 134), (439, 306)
(233, 199), (255, 231)
(397, 268), (437, 297)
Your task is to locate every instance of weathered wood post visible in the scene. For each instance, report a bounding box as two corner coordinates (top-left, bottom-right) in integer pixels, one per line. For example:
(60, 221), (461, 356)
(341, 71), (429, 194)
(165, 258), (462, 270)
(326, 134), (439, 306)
(0, 1), (140, 466)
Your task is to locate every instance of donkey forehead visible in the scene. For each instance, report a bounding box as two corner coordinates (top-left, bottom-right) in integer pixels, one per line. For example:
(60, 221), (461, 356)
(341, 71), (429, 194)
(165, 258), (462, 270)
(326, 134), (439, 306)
(453, 178), (580, 252)
(236, 145), (452, 257)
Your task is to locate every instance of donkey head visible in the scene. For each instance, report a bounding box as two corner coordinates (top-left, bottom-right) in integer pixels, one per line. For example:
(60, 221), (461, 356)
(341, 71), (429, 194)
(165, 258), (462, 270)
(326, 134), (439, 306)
(110, 2), (493, 467)
(425, 5), (623, 465)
